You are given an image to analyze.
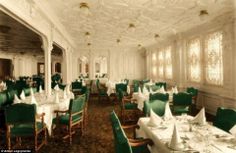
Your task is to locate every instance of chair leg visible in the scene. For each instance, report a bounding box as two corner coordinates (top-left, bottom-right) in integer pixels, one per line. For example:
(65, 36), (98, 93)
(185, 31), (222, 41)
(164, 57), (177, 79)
(44, 128), (47, 145)
(69, 126), (72, 145)
(6, 126), (11, 150)
(35, 133), (38, 152)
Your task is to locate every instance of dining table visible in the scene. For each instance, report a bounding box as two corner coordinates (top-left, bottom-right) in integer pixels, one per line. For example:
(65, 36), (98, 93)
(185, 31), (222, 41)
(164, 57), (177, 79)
(136, 115), (236, 153)
(21, 90), (74, 135)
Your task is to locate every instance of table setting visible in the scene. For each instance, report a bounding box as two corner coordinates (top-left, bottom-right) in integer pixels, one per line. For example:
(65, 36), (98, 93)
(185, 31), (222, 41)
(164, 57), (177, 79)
(136, 107), (236, 153)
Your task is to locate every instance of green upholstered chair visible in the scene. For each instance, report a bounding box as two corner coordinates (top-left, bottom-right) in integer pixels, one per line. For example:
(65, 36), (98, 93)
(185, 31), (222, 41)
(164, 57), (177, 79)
(96, 79), (109, 102)
(0, 91), (8, 107)
(116, 83), (128, 94)
(23, 87), (37, 97)
(53, 95), (86, 144)
(110, 111), (152, 153)
(186, 87), (198, 104)
(155, 82), (167, 90)
(143, 100), (166, 116)
(51, 73), (61, 83)
(149, 93), (169, 102)
(172, 92), (192, 115)
(133, 80), (140, 93)
(5, 80), (16, 91)
(124, 79), (129, 85)
(213, 107), (236, 133)
(4, 103), (47, 152)
(71, 81), (82, 93)
(119, 89), (138, 123)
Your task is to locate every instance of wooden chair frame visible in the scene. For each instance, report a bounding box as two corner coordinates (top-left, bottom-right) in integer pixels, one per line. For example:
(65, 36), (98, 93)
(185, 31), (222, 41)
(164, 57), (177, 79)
(6, 113), (47, 152)
(121, 96), (138, 123)
(54, 109), (84, 144)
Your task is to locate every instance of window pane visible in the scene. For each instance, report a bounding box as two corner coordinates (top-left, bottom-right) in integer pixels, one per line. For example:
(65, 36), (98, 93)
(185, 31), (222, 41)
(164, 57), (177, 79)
(187, 38), (201, 82)
(165, 46), (172, 79)
(158, 51), (164, 78)
(205, 32), (223, 85)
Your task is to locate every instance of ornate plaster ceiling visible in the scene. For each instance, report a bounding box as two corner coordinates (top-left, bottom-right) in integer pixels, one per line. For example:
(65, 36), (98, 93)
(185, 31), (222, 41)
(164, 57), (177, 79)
(47, 0), (233, 51)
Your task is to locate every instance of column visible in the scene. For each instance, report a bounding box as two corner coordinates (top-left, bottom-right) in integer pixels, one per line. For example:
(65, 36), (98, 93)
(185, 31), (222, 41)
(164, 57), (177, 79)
(42, 37), (53, 97)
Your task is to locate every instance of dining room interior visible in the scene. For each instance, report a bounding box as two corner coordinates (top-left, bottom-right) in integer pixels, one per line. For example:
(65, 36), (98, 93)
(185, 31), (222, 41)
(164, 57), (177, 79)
(0, 0), (236, 153)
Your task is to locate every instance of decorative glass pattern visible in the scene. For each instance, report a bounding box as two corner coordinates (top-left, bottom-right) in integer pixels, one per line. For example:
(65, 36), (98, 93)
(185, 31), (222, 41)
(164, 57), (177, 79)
(205, 32), (223, 85)
(187, 38), (201, 82)
(158, 51), (164, 78)
(164, 46), (172, 79)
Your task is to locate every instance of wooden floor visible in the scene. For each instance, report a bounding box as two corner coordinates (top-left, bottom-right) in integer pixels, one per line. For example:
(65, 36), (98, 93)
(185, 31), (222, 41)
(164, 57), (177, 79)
(0, 95), (215, 153)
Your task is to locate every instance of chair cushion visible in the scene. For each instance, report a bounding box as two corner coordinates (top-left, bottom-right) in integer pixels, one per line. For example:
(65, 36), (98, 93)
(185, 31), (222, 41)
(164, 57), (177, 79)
(10, 122), (44, 136)
(132, 144), (150, 153)
(124, 103), (137, 110)
(53, 113), (82, 125)
(173, 106), (189, 114)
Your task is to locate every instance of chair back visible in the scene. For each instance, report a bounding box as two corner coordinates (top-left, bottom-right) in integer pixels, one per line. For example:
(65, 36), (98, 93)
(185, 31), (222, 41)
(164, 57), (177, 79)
(173, 92), (192, 106)
(155, 82), (167, 90)
(5, 103), (36, 124)
(143, 100), (166, 116)
(186, 87), (198, 97)
(116, 83), (127, 94)
(72, 81), (82, 90)
(213, 107), (236, 132)
(110, 111), (132, 153)
(0, 91), (8, 107)
(149, 93), (169, 102)
(7, 90), (18, 104)
(69, 94), (86, 114)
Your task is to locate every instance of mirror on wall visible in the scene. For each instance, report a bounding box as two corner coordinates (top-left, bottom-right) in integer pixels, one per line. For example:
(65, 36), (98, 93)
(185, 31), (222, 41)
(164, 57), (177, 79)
(78, 56), (89, 78)
(94, 56), (107, 78)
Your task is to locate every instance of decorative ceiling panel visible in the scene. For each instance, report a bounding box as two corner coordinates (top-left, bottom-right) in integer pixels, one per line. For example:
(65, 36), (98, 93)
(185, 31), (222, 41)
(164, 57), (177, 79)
(47, 0), (233, 51)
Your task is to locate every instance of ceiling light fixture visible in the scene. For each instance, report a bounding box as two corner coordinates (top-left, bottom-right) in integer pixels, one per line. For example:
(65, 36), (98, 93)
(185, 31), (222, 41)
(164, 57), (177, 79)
(85, 32), (90, 39)
(154, 34), (160, 41)
(138, 44), (142, 49)
(87, 43), (91, 46)
(116, 39), (121, 44)
(128, 23), (135, 32)
(80, 2), (90, 15)
(199, 10), (209, 21)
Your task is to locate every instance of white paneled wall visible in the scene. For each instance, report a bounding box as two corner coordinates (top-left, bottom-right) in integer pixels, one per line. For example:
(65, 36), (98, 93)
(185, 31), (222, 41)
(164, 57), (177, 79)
(146, 12), (236, 115)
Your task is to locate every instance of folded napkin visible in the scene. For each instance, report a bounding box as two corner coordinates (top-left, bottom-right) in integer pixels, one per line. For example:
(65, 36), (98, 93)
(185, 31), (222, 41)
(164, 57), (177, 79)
(191, 107), (206, 125)
(127, 86), (130, 94)
(39, 85), (43, 93)
(172, 86), (178, 94)
(159, 86), (166, 93)
(20, 90), (26, 100)
(30, 88), (34, 96)
(54, 84), (60, 91)
(66, 85), (70, 96)
(147, 109), (163, 127)
(138, 87), (142, 96)
(82, 80), (86, 86)
(169, 124), (184, 150)
(230, 124), (236, 137)
(163, 102), (173, 120)
(13, 94), (21, 104)
(63, 89), (67, 99)
(143, 86), (149, 95)
(54, 92), (60, 103)
(31, 95), (37, 105)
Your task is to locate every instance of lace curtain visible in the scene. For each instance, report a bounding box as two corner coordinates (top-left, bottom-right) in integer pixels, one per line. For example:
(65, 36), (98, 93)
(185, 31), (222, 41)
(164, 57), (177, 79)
(205, 32), (223, 85)
(187, 38), (201, 82)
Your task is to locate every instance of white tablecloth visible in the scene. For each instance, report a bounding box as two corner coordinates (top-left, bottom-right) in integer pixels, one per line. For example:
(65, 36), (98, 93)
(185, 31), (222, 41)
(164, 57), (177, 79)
(132, 92), (149, 110)
(22, 90), (74, 135)
(137, 116), (236, 153)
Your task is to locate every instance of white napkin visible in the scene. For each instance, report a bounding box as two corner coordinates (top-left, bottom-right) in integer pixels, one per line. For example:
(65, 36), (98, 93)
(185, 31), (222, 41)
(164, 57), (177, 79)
(230, 124), (236, 137)
(159, 86), (166, 93)
(169, 124), (184, 150)
(143, 86), (149, 95)
(82, 80), (86, 86)
(13, 94), (21, 104)
(30, 88), (34, 96)
(147, 109), (163, 127)
(31, 95), (37, 105)
(54, 92), (60, 103)
(39, 85), (43, 93)
(127, 86), (130, 94)
(66, 85), (70, 96)
(163, 103), (173, 120)
(191, 107), (206, 125)
(63, 89), (67, 99)
(138, 87), (142, 96)
(20, 90), (26, 100)
(172, 86), (178, 94)
(54, 84), (60, 91)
